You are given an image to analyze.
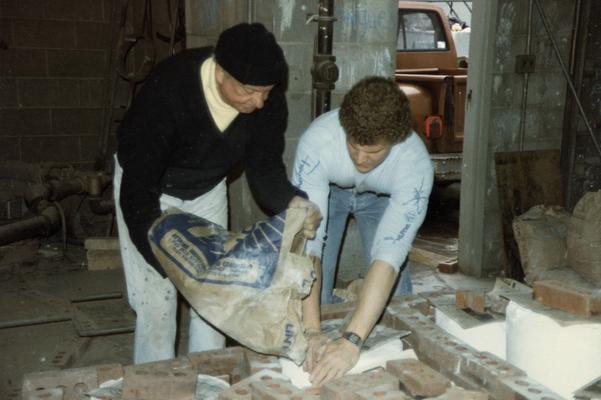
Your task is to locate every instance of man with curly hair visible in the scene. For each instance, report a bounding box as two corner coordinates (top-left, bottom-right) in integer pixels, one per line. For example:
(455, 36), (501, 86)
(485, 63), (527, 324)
(293, 76), (433, 383)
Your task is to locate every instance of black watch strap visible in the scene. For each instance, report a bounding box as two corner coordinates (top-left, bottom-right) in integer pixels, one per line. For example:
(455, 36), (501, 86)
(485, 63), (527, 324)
(341, 331), (364, 348)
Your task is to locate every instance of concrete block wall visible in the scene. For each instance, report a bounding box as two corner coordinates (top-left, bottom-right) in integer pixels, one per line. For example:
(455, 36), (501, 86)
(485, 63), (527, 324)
(459, 0), (576, 277)
(0, 0), (174, 168)
(186, 0), (398, 287)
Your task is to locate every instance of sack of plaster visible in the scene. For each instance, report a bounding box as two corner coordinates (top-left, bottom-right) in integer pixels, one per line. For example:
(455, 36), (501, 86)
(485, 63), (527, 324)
(512, 204), (570, 285)
(567, 190), (601, 286)
(148, 208), (315, 364)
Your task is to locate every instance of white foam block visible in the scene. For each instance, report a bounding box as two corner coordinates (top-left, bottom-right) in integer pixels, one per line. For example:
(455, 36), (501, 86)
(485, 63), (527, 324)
(280, 338), (416, 388)
(506, 300), (601, 399)
(435, 308), (506, 359)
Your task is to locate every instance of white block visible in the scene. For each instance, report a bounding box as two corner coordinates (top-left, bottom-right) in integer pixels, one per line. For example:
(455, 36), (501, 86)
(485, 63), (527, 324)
(435, 307), (506, 360)
(506, 300), (601, 399)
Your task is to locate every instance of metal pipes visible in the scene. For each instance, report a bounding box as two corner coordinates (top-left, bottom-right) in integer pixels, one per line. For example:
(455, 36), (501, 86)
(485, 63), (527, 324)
(310, 0), (339, 119)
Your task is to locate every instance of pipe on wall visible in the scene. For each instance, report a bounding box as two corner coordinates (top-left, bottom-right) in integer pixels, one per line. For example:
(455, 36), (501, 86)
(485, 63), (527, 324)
(310, 0), (339, 119)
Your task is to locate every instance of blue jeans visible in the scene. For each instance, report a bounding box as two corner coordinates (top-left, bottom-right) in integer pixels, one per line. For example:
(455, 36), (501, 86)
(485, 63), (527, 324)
(321, 185), (412, 304)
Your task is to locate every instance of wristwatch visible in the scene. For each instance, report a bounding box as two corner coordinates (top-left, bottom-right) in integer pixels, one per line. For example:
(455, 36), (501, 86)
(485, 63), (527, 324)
(341, 331), (364, 349)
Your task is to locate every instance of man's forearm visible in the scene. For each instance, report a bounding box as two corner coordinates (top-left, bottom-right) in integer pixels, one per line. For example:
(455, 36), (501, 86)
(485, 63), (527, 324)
(302, 255), (322, 332)
(344, 259), (397, 339)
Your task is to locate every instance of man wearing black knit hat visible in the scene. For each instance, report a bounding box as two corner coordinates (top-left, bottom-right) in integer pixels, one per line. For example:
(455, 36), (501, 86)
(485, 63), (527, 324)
(114, 22), (321, 364)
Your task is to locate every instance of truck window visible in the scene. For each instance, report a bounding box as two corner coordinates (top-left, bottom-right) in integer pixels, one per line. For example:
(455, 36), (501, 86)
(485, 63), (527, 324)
(397, 10), (448, 51)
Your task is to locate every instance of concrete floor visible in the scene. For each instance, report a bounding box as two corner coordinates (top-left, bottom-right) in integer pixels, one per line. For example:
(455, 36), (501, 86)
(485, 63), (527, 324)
(0, 203), (493, 400)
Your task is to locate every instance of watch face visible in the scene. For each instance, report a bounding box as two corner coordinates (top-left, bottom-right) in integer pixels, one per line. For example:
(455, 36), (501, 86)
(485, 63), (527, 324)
(342, 331), (363, 347)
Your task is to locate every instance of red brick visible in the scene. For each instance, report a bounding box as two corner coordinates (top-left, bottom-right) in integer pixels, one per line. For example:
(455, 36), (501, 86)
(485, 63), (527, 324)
(22, 387), (64, 400)
(455, 290), (488, 313)
(429, 386), (489, 399)
(321, 369), (399, 400)
(249, 378), (319, 399)
(386, 359), (451, 397)
(460, 351), (524, 397)
(188, 347), (248, 383)
(96, 363), (123, 385)
(497, 376), (564, 400)
(354, 386), (410, 399)
(21, 366), (98, 399)
(218, 369), (290, 400)
(437, 258), (459, 274)
(121, 357), (196, 400)
(533, 280), (601, 317)
(243, 348), (282, 375)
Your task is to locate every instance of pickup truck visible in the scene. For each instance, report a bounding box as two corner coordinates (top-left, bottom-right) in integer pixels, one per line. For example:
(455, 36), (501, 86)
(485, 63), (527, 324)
(396, 1), (468, 181)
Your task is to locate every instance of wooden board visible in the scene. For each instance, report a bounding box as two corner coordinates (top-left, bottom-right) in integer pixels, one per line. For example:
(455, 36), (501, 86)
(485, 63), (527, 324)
(494, 149), (563, 280)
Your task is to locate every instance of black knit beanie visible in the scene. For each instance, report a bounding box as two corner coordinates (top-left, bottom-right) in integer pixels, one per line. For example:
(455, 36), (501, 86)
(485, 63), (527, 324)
(215, 23), (288, 86)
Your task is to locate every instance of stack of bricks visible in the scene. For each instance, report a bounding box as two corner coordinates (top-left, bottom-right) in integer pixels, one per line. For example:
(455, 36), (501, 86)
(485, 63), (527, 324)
(22, 297), (568, 400)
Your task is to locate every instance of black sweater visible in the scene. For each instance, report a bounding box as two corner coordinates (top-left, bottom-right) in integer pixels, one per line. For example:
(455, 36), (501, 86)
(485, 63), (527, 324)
(117, 48), (300, 276)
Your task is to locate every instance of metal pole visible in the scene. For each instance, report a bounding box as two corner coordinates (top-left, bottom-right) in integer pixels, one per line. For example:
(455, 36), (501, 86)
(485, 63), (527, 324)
(533, 0), (601, 158)
(518, 0), (533, 151)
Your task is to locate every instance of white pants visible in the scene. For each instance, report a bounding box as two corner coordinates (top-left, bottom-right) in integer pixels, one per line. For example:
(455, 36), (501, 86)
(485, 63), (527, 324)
(113, 157), (227, 364)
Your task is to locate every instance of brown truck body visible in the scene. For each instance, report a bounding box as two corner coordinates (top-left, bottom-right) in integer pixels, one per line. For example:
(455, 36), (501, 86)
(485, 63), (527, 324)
(396, 1), (467, 181)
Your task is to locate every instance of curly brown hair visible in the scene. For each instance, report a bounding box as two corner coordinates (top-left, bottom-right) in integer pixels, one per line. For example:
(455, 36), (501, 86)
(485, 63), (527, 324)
(339, 76), (412, 145)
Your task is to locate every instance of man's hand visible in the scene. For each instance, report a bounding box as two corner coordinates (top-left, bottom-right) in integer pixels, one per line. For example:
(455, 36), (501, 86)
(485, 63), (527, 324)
(288, 196), (322, 239)
(303, 330), (330, 373)
(309, 337), (360, 385)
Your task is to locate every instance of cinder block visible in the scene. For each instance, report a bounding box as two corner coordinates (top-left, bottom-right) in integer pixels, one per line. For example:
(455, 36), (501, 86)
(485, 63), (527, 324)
(533, 280), (601, 317)
(47, 50), (106, 78)
(86, 250), (122, 270)
(0, 108), (51, 136)
(428, 386), (489, 399)
(18, 79), (80, 108)
(386, 359), (451, 397)
(12, 20), (76, 48)
(455, 290), (488, 314)
(320, 369), (399, 400)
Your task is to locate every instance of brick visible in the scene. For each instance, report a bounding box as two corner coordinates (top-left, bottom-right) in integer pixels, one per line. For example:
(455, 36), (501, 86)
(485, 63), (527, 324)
(96, 363), (123, 385)
(321, 369), (399, 400)
(437, 258), (459, 274)
(0, 78), (18, 107)
(0, 108), (51, 136)
(86, 249), (122, 270)
(19, 79), (80, 107)
(46, 0), (103, 21)
(0, 48), (47, 77)
(85, 237), (119, 250)
(22, 387), (64, 400)
(47, 50), (106, 78)
(121, 357), (196, 400)
(21, 366), (98, 399)
(79, 79), (104, 107)
(75, 22), (111, 49)
(12, 19), (75, 48)
(386, 359), (451, 397)
(188, 347), (249, 384)
(52, 108), (102, 135)
(244, 349), (282, 375)
(460, 351), (525, 398)
(22, 136), (80, 163)
(455, 290), (488, 314)
(533, 280), (601, 317)
(250, 378), (319, 399)
(79, 135), (98, 162)
(354, 386), (410, 399)
(0, 137), (20, 161)
(496, 376), (564, 400)
(218, 369), (290, 400)
(428, 386), (489, 399)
